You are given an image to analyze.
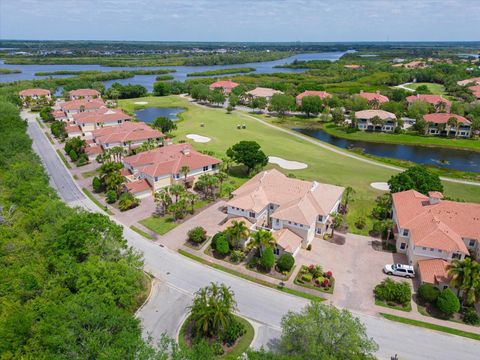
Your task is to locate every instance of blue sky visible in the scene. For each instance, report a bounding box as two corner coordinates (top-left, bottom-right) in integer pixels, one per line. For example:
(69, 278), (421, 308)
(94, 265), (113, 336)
(1, 0), (479, 42)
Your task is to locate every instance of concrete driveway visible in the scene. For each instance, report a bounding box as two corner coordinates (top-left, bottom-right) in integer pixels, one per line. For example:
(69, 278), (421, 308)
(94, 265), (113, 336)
(296, 233), (410, 314)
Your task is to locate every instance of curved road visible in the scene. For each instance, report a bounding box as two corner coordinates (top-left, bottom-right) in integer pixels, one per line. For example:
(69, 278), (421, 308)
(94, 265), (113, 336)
(25, 111), (479, 360)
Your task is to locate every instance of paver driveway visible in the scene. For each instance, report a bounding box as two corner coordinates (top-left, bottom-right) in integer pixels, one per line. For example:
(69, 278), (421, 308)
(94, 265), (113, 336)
(296, 233), (410, 313)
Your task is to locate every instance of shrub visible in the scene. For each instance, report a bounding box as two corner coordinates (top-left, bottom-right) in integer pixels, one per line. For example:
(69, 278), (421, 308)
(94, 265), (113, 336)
(211, 232), (224, 248)
(215, 236), (230, 255)
(69, 149), (78, 162)
(306, 244), (312, 251)
(436, 288), (460, 317)
(315, 276), (325, 284)
(374, 278), (411, 305)
(221, 318), (245, 346)
(260, 247), (275, 270)
(463, 308), (480, 325)
(325, 271), (333, 279)
(277, 253), (295, 272)
(417, 284), (440, 303)
(355, 217), (367, 229)
(308, 264), (323, 278)
(118, 192), (140, 211)
(230, 250), (245, 264)
(92, 177), (102, 193)
(322, 279), (330, 287)
(76, 153), (89, 167)
(301, 273), (313, 282)
(188, 226), (207, 244)
(106, 190), (117, 204)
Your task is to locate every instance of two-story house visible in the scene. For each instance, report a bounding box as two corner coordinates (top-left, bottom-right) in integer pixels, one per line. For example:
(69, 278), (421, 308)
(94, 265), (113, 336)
(423, 113), (472, 137)
(92, 122), (163, 151)
(355, 110), (397, 132)
(226, 169), (344, 255)
(392, 190), (480, 289)
(69, 88), (101, 100)
(19, 88), (51, 103)
(72, 108), (131, 137)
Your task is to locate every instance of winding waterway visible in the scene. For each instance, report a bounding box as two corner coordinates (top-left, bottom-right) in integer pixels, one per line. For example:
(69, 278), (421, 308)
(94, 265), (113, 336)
(293, 127), (480, 172)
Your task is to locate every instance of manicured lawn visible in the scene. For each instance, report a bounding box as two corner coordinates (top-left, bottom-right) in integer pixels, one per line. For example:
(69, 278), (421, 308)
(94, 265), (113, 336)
(134, 271), (153, 313)
(82, 188), (114, 215)
(139, 215), (178, 235)
(119, 96), (480, 235)
(178, 314), (255, 359)
(380, 313), (480, 341)
(403, 82), (447, 96)
(179, 249), (325, 302)
(130, 225), (155, 240)
(82, 168), (100, 178)
(375, 298), (411, 312)
(322, 123), (480, 152)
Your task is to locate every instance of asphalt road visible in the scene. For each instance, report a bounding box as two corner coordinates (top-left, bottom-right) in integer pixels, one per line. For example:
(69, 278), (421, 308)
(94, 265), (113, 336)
(24, 110), (479, 360)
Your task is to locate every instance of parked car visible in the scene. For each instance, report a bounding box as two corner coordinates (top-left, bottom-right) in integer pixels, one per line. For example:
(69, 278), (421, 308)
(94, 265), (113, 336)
(383, 264), (415, 278)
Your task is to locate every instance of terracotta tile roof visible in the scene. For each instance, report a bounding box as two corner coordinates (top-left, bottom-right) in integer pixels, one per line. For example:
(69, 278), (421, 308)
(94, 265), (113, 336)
(120, 168), (132, 177)
(209, 80), (239, 91)
(428, 191), (444, 199)
(296, 90), (331, 101)
(19, 88), (51, 96)
(69, 89), (101, 97)
(73, 108), (130, 124)
(125, 179), (151, 194)
(273, 228), (302, 253)
(355, 109), (396, 120)
(52, 110), (67, 119)
(84, 145), (103, 156)
(418, 259), (449, 284)
(246, 87), (283, 98)
(468, 85), (480, 99)
(65, 125), (82, 134)
(406, 94), (451, 107)
(60, 99), (106, 111)
(123, 144), (221, 177)
(222, 216), (254, 230)
(93, 122), (163, 144)
(356, 91), (389, 103)
(457, 77), (480, 86)
(392, 190), (479, 254)
(423, 113), (470, 125)
(228, 169), (344, 226)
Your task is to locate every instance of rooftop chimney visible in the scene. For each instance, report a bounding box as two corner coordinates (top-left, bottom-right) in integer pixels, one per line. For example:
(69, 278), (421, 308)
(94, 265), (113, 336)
(181, 147), (190, 155)
(428, 191), (443, 205)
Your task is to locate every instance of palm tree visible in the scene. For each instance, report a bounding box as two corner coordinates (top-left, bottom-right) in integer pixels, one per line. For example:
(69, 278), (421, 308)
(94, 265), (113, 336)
(435, 101), (447, 113)
(225, 220), (250, 249)
(330, 212), (343, 237)
(447, 258), (480, 306)
(447, 117), (458, 137)
(215, 171), (228, 195)
(252, 229), (276, 256)
(186, 192), (198, 214)
(180, 165), (190, 188)
(169, 183), (185, 203)
(154, 189), (172, 216)
(368, 98), (380, 110)
(220, 157), (233, 174)
(342, 186), (356, 213)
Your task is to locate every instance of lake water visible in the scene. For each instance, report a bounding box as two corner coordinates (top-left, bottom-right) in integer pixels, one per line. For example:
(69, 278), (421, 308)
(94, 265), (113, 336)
(134, 107), (184, 123)
(293, 127), (480, 172)
(0, 51), (352, 91)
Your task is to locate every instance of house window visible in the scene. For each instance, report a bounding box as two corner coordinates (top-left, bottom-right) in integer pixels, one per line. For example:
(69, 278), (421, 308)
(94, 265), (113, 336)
(430, 248), (434, 251)
(318, 215), (323, 222)
(402, 229), (409, 236)
(400, 243), (406, 250)
(249, 212), (255, 218)
(422, 247), (427, 251)
(437, 249), (442, 253)
(468, 239), (475, 247)
(270, 204), (274, 210)
(118, 120), (122, 124)
(203, 166), (209, 171)
(275, 219), (279, 224)
(452, 253), (462, 259)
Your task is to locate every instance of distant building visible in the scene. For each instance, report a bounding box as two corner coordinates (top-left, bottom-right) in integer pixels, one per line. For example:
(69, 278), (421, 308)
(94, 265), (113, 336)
(406, 94), (451, 112)
(19, 88), (51, 101)
(355, 109), (397, 132)
(92, 122), (163, 151)
(468, 85), (480, 99)
(69, 89), (101, 100)
(423, 113), (471, 137)
(209, 80), (239, 94)
(356, 90), (389, 105)
(295, 90), (331, 106)
(246, 87), (283, 101)
(59, 99), (107, 118)
(72, 108), (131, 136)
(456, 77), (480, 86)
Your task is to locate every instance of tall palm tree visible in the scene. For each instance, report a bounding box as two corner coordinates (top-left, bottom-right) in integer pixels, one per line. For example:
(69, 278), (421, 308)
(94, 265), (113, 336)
(169, 183), (185, 203)
(447, 117), (458, 137)
(186, 192), (198, 214)
(253, 229), (276, 256)
(368, 98), (380, 110)
(215, 171), (228, 195)
(154, 189), (172, 216)
(342, 186), (356, 213)
(447, 258), (480, 306)
(180, 165), (190, 188)
(435, 101), (447, 113)
(226, 220), (250, 249)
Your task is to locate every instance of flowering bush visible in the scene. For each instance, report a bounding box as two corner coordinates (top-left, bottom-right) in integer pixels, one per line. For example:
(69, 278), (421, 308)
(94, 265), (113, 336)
(325, 271), (333, 279)
(322, 279), (330, 287)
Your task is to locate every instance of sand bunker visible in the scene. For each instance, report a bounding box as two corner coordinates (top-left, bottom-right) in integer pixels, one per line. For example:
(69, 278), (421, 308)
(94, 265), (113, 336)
(268, 156), (308, 170)
(134, 101), (148, 105)
(186, 134), (211, 143)
(370, 182), (390, 191)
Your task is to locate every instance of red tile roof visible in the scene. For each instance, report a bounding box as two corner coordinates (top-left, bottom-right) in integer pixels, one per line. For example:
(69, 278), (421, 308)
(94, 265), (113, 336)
(65, 125), (82, 134)
(356, 91), (389, 103)
(52, 110), (67, 119)
(93, 122), (163, 144)
(418, 259), (449, 285)
(423, 113), (470, 125)
(209, 80), (239, 91)
(392, 190), (479, 254)
(296, 90), (331, 101)
(84, 145), (103, 156)
(123, 144), (221, 177)
(457, 77), (480, 86)
(468, 85), (480, 99)
(60, 99), (106, 111)
(125, 179), (151, 194)
(73, 108), (130, 124)
(406, 94), (451, 107)
(19, 88), (51, 96)
(69, 89), (101, 97)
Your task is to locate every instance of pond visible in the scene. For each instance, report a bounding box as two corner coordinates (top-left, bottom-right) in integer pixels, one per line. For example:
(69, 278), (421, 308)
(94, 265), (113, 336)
(293, 127), (480, 172)
(134, 107), (185, 123)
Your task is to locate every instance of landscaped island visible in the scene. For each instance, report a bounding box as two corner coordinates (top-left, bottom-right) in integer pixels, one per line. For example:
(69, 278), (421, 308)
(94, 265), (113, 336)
(187, 67), (256, 77)
(34, 69), (176, 76)
(0, 68), (21, 74)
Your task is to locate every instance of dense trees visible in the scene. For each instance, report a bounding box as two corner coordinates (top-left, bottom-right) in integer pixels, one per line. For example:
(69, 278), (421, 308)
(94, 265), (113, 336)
(152, 116), (177, 134)
(226, 140), (268, 174)
(300, 95), (323, 116)
(447, 258), (480, 306)
(388, 165), (443, 195)
(270, 94), (296, 116)
(105, 82), (147, 99)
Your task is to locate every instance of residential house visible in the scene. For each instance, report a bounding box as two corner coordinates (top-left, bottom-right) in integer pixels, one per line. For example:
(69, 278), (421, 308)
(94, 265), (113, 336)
(404, 60), (426, 69)
(72, 108), (131, 137)
(295, 90), (331, 106)
(423, 113), (471, 137)
(124, 179), (152, 199)
(356, 90), (389, 105)
(51, 110), (68, 122)
(92, 122), (164, 151)
(122, 144), (221, 192)
(355, 109), (397, 132)
(246, 87), (283, 101)
(65, 124), (83, 138)
(59, 98), (107, 119)
(468, 85), (480, 100)
(226, 169), (344, 252)
(69, 88), (101, 100)
(456, 77), (480, 86)
(392, 190), (480, 287)
(209, 80), (239, 94)
(406, 94), (451, 112)
(417, 258), (450, 290)
(19, 88), (51, 102)
(84, 144), (103, 161)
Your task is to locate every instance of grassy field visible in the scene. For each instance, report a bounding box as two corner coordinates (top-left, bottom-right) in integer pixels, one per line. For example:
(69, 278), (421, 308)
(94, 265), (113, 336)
(381, 313), (480, 341)
(403, 82), (447, 95)
(139, 215), (178, 235)
(119, 96), (480, 234)
(322, 123), (480, 152)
